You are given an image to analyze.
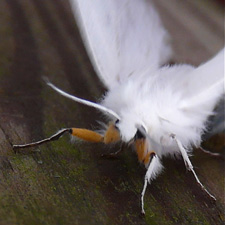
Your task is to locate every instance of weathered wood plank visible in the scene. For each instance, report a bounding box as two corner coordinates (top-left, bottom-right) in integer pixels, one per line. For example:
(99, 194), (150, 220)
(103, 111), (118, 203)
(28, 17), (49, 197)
(0, 0), (224, 224)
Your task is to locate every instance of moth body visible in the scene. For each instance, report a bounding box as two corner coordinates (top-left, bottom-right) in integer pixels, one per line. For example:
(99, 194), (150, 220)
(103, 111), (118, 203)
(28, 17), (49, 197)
(103, 65), (199, 157)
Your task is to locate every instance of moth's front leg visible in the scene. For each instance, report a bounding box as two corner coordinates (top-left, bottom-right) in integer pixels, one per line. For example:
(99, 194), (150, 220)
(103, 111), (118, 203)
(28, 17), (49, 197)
(12, 127), (104, 150)
(101, 122), (123, 158)
(68, 122), (120, 144)
(13, 128), (72, 150)
(71, 128), (103, 142)
(13, 122), (121, 150)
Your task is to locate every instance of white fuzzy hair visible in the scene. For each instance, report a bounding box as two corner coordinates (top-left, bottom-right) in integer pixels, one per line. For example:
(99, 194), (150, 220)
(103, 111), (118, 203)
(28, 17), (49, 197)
(102, 50), (224, 158)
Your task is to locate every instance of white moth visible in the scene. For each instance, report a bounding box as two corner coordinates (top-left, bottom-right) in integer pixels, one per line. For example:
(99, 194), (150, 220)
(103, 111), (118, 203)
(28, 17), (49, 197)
(13, 0), (224, 215)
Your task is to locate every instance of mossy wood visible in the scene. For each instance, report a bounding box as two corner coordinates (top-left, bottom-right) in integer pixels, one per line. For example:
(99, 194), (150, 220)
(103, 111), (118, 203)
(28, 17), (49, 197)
(0, 0), (224, 224)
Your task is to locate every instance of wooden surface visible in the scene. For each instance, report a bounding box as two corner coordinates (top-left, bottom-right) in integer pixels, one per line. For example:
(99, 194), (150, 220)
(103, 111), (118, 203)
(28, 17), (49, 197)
(0, 0), (224, 224)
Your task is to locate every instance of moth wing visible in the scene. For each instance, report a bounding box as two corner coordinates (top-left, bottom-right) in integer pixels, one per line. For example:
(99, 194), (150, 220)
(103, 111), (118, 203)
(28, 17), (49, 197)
(70, 0), (171, 89)
(180, 48), (224, 132)
(181, 49), (224, 112)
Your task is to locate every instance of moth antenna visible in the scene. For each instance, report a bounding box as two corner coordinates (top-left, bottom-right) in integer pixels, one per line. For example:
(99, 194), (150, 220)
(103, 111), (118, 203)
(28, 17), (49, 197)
(13, 128), (71, 149)
(45, 80), (121, 120)
(172, 134), (216, 201)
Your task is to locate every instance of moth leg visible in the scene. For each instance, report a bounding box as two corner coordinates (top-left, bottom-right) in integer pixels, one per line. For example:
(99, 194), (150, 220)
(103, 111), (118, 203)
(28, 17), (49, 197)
(101, 122), (121, 158)
(101, 143), (125, 159)
(13, 122), (120, 150)
(172, 135), (216, 201)
(141, 152), (158, 215)
(198, 146), (221, 157)
(13, 128), (104, 150)
(70, 128), (103, 142)
(103, 122), (120, 144)
(13, 128), (71, 150)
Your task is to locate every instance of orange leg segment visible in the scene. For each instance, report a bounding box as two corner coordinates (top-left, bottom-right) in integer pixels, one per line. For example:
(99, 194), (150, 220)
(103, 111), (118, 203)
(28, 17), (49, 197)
(71, 128), (103, 143)
(135, 138), (155, 167)
(135, 139), (146, 162)
(103, 123), (120, 144)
